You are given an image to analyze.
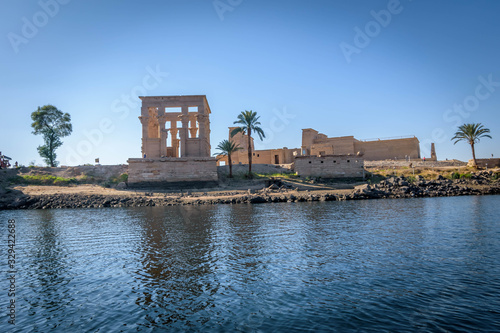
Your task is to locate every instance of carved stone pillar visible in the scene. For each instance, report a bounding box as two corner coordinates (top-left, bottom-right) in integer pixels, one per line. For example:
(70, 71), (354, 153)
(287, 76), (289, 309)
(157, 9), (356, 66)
(179, 114), (190, 157)
(196, 114), (208, 140)
(170, 120), (178, 157)
(196, 114), (209, 156)
(139, 116), (149, 139)
(189, 117), (198, 138)
(160, 129), (168, 157)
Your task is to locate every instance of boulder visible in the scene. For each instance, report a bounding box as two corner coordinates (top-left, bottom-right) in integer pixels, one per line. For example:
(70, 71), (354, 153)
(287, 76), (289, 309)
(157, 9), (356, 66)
(268, 183), (280, 190)
(355, 184), (371, 194)
(250, 196), (267, 204)
(116, 182), (127, 189)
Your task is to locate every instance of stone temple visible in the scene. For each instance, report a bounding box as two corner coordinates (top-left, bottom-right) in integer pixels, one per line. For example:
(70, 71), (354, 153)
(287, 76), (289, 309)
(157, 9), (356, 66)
(127, 94), (436, 184)
(219, 127), (425, 166)
(127, 95), (218, 187)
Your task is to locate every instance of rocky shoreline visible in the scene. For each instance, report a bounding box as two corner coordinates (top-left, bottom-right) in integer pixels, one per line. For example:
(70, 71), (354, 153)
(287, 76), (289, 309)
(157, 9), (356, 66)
(352, 173), (500, 199)
(1, 171), (499, 210)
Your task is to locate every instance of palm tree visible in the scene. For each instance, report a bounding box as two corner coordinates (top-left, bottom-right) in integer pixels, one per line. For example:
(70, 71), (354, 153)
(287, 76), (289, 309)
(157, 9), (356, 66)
(230, 110), (265, 174)
(451, 123), (492, 167)
(214, 139), (242, 178)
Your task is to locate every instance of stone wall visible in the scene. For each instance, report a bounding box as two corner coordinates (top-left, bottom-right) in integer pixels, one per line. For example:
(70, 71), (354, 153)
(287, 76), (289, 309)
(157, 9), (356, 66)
(127, 157), (218, 187)
(217, 163), (294, 176)
(365, 160), (467, 168)
(470, 158), (500, 168)
(301, 129), (421, 161)
(294, 155), (365, 178)
(218, 147), (299, 166)
(310, 136), (355, 156)
(354, 137), (420, 161)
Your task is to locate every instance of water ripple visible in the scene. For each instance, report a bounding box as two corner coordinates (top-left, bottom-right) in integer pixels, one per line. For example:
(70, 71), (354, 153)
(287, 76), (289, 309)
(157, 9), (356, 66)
(1, 196), (500, 332)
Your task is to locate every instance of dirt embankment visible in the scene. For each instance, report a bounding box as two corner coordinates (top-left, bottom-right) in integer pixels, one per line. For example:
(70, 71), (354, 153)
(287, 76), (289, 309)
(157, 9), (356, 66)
(2, 175), (499, 210)
(1, 165), (499, 210)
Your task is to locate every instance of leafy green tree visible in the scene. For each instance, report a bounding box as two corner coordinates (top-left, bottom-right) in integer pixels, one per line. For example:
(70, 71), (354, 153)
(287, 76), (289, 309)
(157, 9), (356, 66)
(230, 110), (265, 174)
(451, 123), (492, 167)
(214, 139), (242, 178)
(31, 105), (72, 167)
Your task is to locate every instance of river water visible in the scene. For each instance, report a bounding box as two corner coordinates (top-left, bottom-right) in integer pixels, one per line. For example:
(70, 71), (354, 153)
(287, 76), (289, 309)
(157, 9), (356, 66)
(1, 195), (500, 332)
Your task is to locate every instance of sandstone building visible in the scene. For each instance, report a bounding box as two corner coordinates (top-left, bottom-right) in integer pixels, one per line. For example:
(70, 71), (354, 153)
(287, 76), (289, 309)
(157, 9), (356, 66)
(127, 96), (217, 187)
(225, 126), (300, 165)
(217, 127), (425, 166)
(294, 155), (365, 178)
(301, 128), (422, 161)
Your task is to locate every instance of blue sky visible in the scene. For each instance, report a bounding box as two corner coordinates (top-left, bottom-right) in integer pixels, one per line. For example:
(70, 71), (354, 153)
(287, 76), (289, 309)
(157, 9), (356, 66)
(1, 0), (499, 166)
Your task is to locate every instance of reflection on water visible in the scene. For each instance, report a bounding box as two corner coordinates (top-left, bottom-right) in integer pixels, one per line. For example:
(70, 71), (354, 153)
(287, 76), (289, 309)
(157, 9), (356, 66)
(1, 195), (500, 332)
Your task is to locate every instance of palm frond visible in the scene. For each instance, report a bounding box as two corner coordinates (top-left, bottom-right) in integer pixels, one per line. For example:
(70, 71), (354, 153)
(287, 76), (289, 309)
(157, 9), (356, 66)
(230, 127), (245, 137)
(451, 123), (492, 144)
(253, 127), (266, 140)
(214, 139), (242, 156)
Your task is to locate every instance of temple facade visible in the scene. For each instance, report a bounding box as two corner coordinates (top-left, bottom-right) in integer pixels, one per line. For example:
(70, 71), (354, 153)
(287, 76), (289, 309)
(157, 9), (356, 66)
(301, 128), (422, 161)
(139, 95), (211, 158)
(217, 127), (425, 166)
(127, 96), (218, 187)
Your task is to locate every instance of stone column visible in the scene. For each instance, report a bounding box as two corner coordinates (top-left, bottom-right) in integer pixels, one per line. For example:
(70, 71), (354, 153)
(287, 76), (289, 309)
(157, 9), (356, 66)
(179, 114), (190, 157)
(169, 118), (178, 157)
(189, 117), (198, 138)
(157, 107), (166, 157)
(196, 114), (209, 156)
(139, 116), (149, 139)
(139, 115), (150, 156)
(196, 114), (207, 140)
(160, 125), (168, 157)
(171, 129), (179, 157)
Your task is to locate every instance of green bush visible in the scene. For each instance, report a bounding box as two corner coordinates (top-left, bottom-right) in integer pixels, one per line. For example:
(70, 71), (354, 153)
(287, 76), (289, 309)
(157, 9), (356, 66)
(109, 173), (128, 184)
(254, 172), (297, 179)
(462, 173), (472, 179)
(10, 175), (77, 186)
(406, 175), (417, 183)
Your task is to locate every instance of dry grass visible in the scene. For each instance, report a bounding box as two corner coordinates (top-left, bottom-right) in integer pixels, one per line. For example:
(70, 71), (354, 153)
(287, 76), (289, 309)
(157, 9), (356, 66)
(366, 166), (499, 180)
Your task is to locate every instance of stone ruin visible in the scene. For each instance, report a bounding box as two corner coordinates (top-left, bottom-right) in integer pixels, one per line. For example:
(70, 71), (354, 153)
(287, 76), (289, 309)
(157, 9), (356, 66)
(127, 96), (217, 187)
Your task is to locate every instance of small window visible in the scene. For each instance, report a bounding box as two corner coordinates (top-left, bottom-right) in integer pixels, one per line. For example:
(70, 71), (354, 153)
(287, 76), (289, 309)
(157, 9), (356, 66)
(321, 161), (324, 163)
(253, 153), (255, 156)
(333, 160), (336, 163)
(347, 160), (350, 163)
(257, 154), (259, 157)
(308, 161), (312, 164)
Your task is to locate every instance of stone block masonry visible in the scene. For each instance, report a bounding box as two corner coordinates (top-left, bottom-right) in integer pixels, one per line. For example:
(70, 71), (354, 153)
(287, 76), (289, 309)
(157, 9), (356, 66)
(127, 157), (218, 187)
(128, 95), (218, 187)
(294, 155), (365, 178)
(470, 158), (500, 168)
(139, 95), (211, 159)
